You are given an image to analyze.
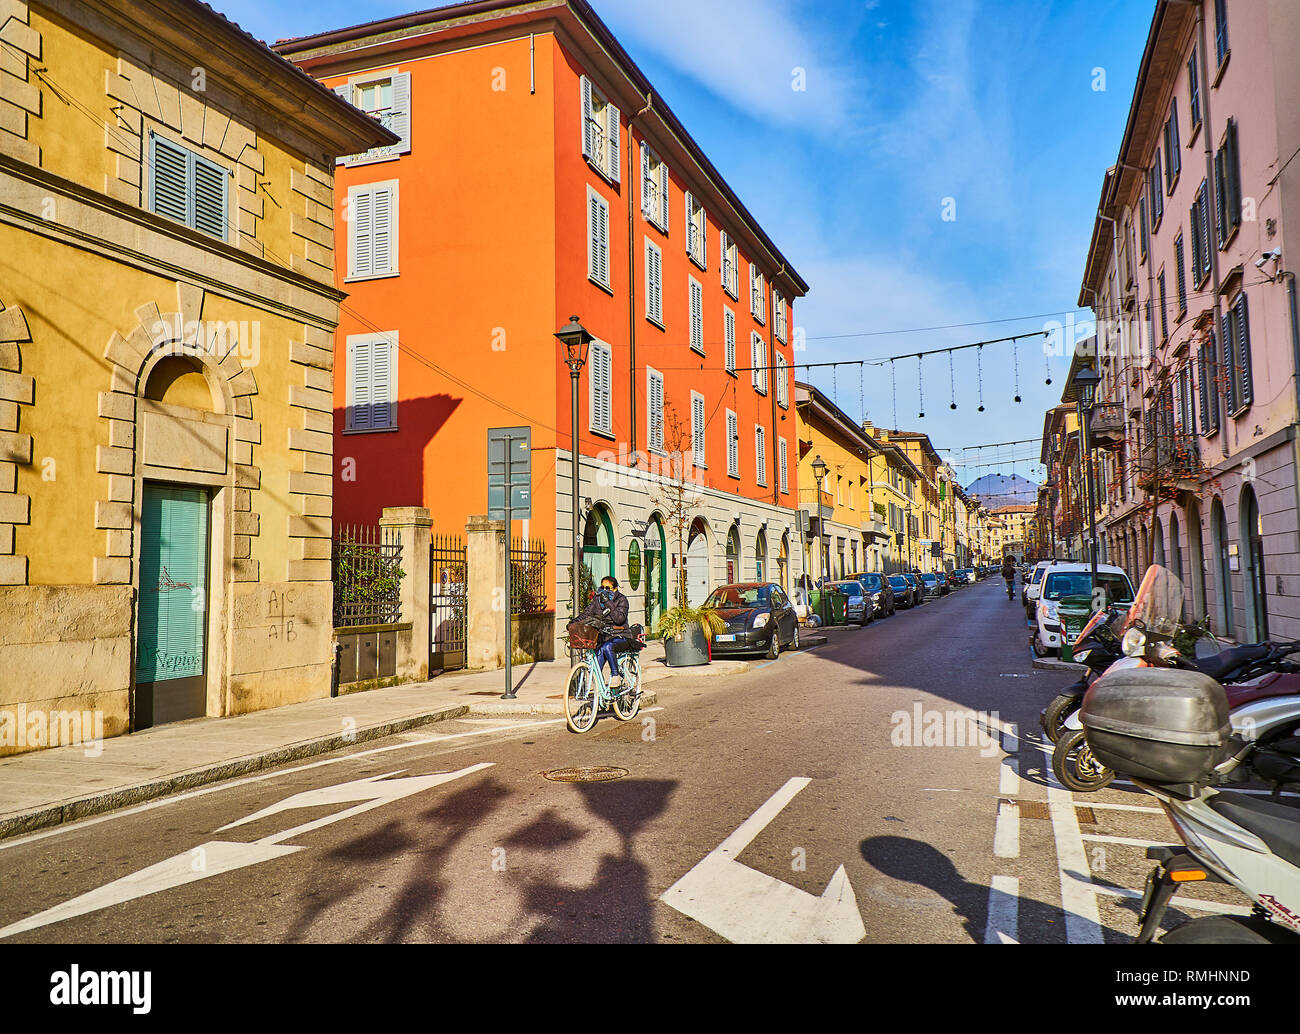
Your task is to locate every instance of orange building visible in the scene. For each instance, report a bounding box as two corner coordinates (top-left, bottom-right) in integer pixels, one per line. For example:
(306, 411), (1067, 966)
(278, 0), (809, 646)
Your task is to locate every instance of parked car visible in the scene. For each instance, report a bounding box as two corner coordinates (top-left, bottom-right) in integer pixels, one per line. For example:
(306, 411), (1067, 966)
(705, 582), (800, 659)
(1023, 559), (1057, 614)
(920, 572), (942, 599)
(825, 580), (872, 625)
(849, 572), (897, 617)
(935, 571), (950, 595)
(1032, 564), (1135, 656)
(900, 573), (925, 606)
(887, 574), (914, 608)
(949, 569), (969, 587)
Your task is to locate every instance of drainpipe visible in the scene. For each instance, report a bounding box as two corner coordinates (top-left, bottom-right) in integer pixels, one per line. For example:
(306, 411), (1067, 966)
(769, 263), (786, 507)
(627, 92), (653, 466)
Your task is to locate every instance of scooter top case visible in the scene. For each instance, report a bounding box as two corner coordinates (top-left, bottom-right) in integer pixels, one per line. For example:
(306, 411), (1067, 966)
(1081, 666), (1231, 784)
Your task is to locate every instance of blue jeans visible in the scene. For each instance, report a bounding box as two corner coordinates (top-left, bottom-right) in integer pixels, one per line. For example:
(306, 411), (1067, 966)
(596, 640), (618, 681)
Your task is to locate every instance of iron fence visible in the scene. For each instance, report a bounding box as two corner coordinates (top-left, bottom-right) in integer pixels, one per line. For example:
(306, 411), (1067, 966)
(510, 537), (548, 615)
(430, 534), (468, 672)
(333, 523), (404, 627)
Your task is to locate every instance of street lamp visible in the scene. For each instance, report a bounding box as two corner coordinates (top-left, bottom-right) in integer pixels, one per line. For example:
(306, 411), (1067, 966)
(1072, 363), (1102, 597)
(810, 454), (830, 624)
(556, 315), (592, 639)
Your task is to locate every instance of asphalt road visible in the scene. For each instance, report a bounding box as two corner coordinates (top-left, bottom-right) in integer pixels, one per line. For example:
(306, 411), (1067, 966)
(0, 578), (1266, 944)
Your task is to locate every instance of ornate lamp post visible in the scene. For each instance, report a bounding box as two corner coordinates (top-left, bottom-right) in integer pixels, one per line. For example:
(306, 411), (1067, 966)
(1072, 364), (1102, 595)
(811, 454), (830, 625)
(555, 315), (592, 633)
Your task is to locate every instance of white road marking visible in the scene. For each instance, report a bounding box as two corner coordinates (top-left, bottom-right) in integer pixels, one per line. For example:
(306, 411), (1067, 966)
(1080, 834), (1168, 849)
(1084, 802), (1164, 814)
(1075, 875), (1255, 917)
(660, 777), (865, 944)
(1046, 773), (1104, 944)
(984, 875), (1020, 944)
(993, 799), (1020, 859)
(0, 764), (493, 939)
(0, 717), (562, 853)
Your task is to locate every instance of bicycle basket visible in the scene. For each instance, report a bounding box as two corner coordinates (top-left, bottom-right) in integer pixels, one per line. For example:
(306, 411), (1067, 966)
(566, 619), (603, 650)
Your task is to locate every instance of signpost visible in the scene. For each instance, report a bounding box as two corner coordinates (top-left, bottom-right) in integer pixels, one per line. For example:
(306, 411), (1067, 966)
(489, 427), (531, 700)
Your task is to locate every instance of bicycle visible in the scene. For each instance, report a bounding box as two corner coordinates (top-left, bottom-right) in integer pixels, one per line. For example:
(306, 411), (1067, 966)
(563, 625), (645, 733)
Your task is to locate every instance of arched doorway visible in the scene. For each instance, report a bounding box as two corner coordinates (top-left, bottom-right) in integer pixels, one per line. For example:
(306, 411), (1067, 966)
(643, 515), (666, 629)
(581, 505), (614, 608)
(1186, 500), (1206, 620)
(755, 529), (768, 582)
(686, 517), (711, 607)
(1152, 516), (1165, 568)
(1211, 498), (1234, 637)
(1241, 485), (1269, 642)
(1168, 511), (1183, 583)
(778, 533), (790, 591)
(725, 525), (740, 583)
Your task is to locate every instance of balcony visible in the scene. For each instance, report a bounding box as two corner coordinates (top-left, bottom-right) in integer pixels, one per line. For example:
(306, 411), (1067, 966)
(1088, 403), (1125, 450)
(861, 516), (889, 541)
(798, 488), (834, 522)
(1138, 432), (1201, 497)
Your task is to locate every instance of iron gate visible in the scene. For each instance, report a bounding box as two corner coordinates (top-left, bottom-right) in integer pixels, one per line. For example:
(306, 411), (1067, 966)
(430, 534), (467, 672)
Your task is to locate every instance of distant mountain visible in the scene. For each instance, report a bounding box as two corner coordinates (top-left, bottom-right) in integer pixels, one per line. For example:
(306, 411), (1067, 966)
(966, 473), (1038, 508)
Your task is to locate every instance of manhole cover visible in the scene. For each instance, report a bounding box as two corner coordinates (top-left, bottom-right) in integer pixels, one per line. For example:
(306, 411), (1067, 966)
(542, 766), (629, 783)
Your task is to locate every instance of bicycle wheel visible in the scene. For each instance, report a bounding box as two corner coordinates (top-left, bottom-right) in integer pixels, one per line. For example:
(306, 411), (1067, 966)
(612, 654), (641, 721)
(565, 663), (599, 733)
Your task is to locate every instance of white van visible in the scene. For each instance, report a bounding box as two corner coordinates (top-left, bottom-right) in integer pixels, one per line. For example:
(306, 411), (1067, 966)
(1023, 560), (1055, 613)
(1032, 564), (1135, 656)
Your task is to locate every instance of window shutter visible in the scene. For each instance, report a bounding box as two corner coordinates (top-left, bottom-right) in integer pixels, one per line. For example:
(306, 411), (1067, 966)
(588, 195), (608, 286)
(690, 280), (703, 352)
(685, 191), (694, 256)
(779, 438), (788, 493)
(372, 338), (394, 429)
(1199, 186), (1212, 276)
(1222, 316), (1237, 415)
(351, 189), (373, 277)
(606, 101), (621, 183)
(151, 135), (190, 226)
(720, 230), (729, 288)
(390, 72), (412, 155)
(648, 370), (663, 451)
(657, 162), (669, 231)
(751, 336), (760, 390)
(1189, 194), (1202, 281)
(725, 310), (736, 373)
(1198, 344), (1211, 432)
(1226, 120), (1241, 232)
(700, 208), (708, 268)
(581, 77), (595, 161)
(755, 426), (766, 486)
(727, 411), (738, 476)
(692, 395), (705, 466)
(333, 84), (354, 164)
(192, 157), (227, 241)
(647, 243), (662, 323)
(641, 148), (653, 218)
(1235, 295), (1253, 408)
(348, 338), (369, 430)
(374, 185), (395, 274)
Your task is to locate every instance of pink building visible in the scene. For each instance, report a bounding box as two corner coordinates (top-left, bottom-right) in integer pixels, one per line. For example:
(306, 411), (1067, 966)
(1079, 0), (1300, 641)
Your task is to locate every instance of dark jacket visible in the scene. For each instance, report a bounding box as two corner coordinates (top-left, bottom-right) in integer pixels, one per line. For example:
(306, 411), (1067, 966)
(579, 590), (629, 629)
(1001, 561), (1015, 579)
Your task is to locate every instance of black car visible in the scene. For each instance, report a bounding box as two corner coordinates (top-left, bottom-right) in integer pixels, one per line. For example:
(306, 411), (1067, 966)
(887, 574), (913, 608)
(705, 582), (800, 659)
(849, 572), (896, 617)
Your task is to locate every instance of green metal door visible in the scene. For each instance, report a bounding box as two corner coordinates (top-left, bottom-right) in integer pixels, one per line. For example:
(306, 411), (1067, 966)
(136, 484), (210, 728)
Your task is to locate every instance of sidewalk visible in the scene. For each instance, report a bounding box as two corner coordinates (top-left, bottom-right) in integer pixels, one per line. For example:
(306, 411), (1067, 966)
(0, 639), (753, 841)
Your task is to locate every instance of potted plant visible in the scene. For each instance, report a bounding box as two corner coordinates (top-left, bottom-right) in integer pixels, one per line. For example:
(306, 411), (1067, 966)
(657, 604), (725, 667)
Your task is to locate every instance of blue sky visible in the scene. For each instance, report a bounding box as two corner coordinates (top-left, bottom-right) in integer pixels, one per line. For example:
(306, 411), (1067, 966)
(225, 0), (1154, 485)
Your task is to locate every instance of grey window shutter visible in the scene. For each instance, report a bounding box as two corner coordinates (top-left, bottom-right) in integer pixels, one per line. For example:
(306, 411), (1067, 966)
(350, 339), (372, 430)
(371, 186), (394, 274)
(192, 156), (227, 241)
(658, 162), (669, 231)
(1222, 316), (1237, 415)
(685, 191), (694, 256)
(606, 102), (621, 183)
(351, 189), (373, 276)
(581, 77), (595, 161)
(1235, 295), (1253, 408)
(700, 208), (708, 268)
(334, 84), (354, 164)
(390, 72), (412, 155)
(641, 148), (652, 218)
(150, 134), (189, 226)
(373, 338), (395, 428)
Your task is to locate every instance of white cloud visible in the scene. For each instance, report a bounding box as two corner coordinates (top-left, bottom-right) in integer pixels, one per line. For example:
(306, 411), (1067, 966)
(593, 0), (860, 135)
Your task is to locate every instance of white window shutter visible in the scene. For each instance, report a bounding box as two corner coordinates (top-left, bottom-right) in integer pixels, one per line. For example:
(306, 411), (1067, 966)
(725, 310), (736, 372)
(701, 209), (708, 268)
(390, 72), (412, 155)
(685, 191), (694, 255)
(334, 84), (354, 164)
(606, 102), (621, 182)
(373, 338), (394, 428)
(351, 189), (373, 277)
(581, 77), (595, 160)
(371, 186), (393, 274)
(641, 148), (652, 218)
(779, 439), (788, 492)
(727, 411), (738, 476)
(720, 230), (729, 287)
(693, 395), (705, 465)
(658, 162), (669, 231)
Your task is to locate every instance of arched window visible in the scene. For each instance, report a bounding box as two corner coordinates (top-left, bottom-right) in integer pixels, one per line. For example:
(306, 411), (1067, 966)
(1240, 485), (1268, 641)
(1152, 516), (1166, 568)
(1186, 500), (1206, 620)
(726, 525), (740, 583)
(755, 529), (768, 582)
(581, 505), (614, 606)
(643, 515), (666, 628)
(1168, 511), (1183, 583)
(1211, 498), (1233, 637)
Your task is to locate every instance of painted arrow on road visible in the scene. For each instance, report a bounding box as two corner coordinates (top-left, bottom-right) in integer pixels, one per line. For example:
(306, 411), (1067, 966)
(0, 764), (492, 940)
(660, 777), (865, 944)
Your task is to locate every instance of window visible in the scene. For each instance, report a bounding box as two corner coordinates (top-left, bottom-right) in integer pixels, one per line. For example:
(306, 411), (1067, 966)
(778, 438), (788, 494)
(647, 367), (664, 452)
(1164, 99), (1181, 191)
(641, 144), (669, 232)
(691, 392), (706, 468)
(750, 264), (766, 323)
(347, 180), (398, 279)
(1199, 330), (1220, 434)
(1188, 48), (1202, 132)
(588, 189), (610, 289)
(1174, 234), (1187, 316)
(1139, 194), (1149, 261)
(751, 333), (767, 394)
(755, 426), (767, 487)
(720, 231), (739, 298)
(1214, 0), (1229, 67)
(149, 133), (228, 241)
(1223, 291), (1253, 414)
(589, 342), (612, 435)
(346, 333), (397, 431)
(726, 410), (739, 478)
(775, 352), (789, 409)
(724, 309), (736, 375)
(1158, 271), (1169, 342)
(689, 278), (704, 354)
(581, 75), (621, 183)
(685, 192), (707, 268)
(1149, 150), (1164, 226)
(334, 72), (413, 164)
(774, 290), (787, 342)
(1190, 181), (1210, 285)
(1177, 366), (1196, 433)
(1215, 119), (1242, 247)
(645, 240), (663, 326)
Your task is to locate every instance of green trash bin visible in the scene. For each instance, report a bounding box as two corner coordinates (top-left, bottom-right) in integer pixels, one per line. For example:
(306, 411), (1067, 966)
(809, 589), (822, 624)
(1058, 594), (1094, 663)
(829, 590), (848, 626)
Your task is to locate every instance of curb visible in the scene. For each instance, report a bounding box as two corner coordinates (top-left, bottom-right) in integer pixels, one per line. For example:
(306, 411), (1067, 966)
(466, 689), (660, 716)
(0, 703), (470, 842)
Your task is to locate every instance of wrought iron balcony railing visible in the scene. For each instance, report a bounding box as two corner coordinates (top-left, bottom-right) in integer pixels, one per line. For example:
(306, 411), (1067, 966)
(1088, 403), (1125, 450)
(1138, 432), (1201, 495)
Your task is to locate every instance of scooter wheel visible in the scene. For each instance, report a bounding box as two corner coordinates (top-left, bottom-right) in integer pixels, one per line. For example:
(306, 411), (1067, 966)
(1040, 691), (1083, 744)
(1053, 729), (1114, 792)
(1160, 916), (1293, 944)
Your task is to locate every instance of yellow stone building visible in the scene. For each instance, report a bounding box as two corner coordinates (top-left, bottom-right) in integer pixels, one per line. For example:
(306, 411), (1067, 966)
(0, 0), (393, 754)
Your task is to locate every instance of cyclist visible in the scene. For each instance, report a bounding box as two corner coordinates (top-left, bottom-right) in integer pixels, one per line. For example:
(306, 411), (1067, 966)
(1001, 556), (1016, 600)
(577, 575), (629, 686)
